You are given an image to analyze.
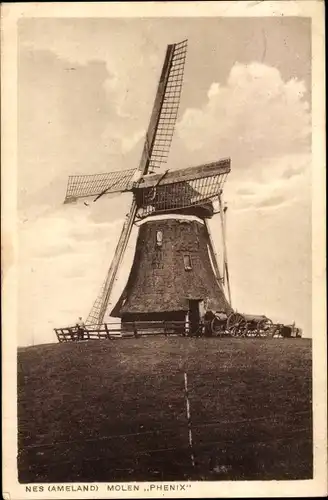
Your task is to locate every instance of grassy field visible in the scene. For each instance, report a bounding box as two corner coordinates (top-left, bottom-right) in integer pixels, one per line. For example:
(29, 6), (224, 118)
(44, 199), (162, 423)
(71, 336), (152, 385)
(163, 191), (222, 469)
(18, 337), (312, 482)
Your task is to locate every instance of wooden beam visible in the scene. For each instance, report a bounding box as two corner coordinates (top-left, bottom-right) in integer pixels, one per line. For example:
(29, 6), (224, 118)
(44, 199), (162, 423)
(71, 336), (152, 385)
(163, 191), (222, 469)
(218, 194), (232, 306)
(137, 158), (231, 189)
(204, 219), (226, 294)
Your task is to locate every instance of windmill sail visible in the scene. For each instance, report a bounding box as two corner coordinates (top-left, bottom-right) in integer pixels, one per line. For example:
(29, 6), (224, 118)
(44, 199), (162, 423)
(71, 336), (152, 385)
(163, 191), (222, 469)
(85, 40), (188, 326)
(64, 40), (188, 205)
(64, 168), (137, 204)
(86, 200), (138, 326)
(59, 40), (234, 333)
(138, 39), (188, 174)
(134, 158), (231, 218)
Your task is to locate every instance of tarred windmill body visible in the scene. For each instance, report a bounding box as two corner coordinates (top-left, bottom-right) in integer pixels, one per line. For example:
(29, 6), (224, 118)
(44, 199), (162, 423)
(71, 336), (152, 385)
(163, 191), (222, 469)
(63, 40), (233, 334)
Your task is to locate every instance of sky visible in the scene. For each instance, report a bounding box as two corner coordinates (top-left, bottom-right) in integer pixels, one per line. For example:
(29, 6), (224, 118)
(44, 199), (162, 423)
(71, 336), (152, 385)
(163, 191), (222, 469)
(17, 16), (312, 345)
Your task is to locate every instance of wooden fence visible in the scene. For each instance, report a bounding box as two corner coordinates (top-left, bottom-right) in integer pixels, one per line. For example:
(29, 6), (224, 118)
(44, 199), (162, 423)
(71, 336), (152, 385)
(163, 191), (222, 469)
(54, 320), (300, 343)
(54, 321), (190, 343)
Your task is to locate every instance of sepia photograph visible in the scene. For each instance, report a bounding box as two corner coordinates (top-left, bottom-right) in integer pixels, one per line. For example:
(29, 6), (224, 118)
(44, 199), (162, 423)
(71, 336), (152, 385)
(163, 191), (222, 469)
(1, 1), (326, 498)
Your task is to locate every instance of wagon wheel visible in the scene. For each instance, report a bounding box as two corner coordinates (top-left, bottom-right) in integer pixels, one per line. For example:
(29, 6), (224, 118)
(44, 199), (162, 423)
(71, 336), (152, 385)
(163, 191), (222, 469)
(210, 317), (225, 336)
(235, 318), (248, 337)
(264, 318), (274, 337)
(227, 313), (247, 337)
(227, 313), (243, 332)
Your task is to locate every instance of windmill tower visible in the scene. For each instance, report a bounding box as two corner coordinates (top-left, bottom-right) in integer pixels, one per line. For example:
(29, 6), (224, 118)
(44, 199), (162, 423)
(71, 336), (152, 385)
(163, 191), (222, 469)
(63, 40), (233, 333)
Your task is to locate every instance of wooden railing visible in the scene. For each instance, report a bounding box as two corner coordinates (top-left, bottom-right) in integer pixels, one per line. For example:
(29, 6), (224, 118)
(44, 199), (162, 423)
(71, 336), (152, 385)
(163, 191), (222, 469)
(54, 320), (302, 343)
(54, 321), (190, 343)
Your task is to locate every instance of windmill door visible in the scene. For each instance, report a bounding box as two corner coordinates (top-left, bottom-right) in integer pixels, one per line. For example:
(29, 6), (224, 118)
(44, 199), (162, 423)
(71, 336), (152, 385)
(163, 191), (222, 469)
(188, 300), (204, 336)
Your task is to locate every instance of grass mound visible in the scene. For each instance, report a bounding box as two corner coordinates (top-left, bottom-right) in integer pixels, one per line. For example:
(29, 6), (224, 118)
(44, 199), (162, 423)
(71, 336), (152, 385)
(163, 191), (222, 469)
(18, 337), (312, 481)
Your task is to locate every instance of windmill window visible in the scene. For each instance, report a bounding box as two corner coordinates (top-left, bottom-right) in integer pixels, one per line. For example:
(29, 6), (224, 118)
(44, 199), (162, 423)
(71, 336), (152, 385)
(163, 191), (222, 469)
(156, 230), (163, 247)
(183, 254), (192, 271)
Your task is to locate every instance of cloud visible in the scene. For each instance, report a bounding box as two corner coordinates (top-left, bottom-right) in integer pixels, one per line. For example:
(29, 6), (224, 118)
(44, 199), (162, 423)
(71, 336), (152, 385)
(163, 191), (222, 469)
(256, 194), (287, 209)
(177, 62), (311, 169)
(236, 187), (255, 196)
(101, 121), (145, 158)
(19, 201), (126, 260)
(223, 191), (311, 337)
(225, 153), (311, 212)
(18, 46), (148, 215)
(281, 164), (305, 180)
(17, 193), (139, 345)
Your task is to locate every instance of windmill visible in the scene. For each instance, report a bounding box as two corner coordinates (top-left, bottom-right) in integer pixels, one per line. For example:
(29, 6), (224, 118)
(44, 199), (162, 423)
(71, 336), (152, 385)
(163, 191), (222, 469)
(63, 40), (232, 332)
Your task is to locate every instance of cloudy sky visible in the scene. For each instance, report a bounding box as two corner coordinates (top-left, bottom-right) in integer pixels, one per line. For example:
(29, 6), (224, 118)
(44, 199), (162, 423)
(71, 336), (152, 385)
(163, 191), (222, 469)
(17, 16), (312, 345)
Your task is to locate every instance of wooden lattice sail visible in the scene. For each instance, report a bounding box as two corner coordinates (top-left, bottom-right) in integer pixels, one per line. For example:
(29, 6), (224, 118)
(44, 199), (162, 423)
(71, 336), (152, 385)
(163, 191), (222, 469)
(60, 39), (232, 329)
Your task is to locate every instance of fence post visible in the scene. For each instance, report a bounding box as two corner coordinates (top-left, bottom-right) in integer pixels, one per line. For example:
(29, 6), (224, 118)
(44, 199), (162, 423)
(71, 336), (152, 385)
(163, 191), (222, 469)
(69, 328), (74, 342)
(104, 323), (110, 340)
(54, 329), (60, 343)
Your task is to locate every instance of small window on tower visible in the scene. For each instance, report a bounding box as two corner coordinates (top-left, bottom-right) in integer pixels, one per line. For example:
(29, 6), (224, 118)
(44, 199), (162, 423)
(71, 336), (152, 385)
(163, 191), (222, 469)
(156, 230), (163, 247)
(183, 254), (192, 271)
